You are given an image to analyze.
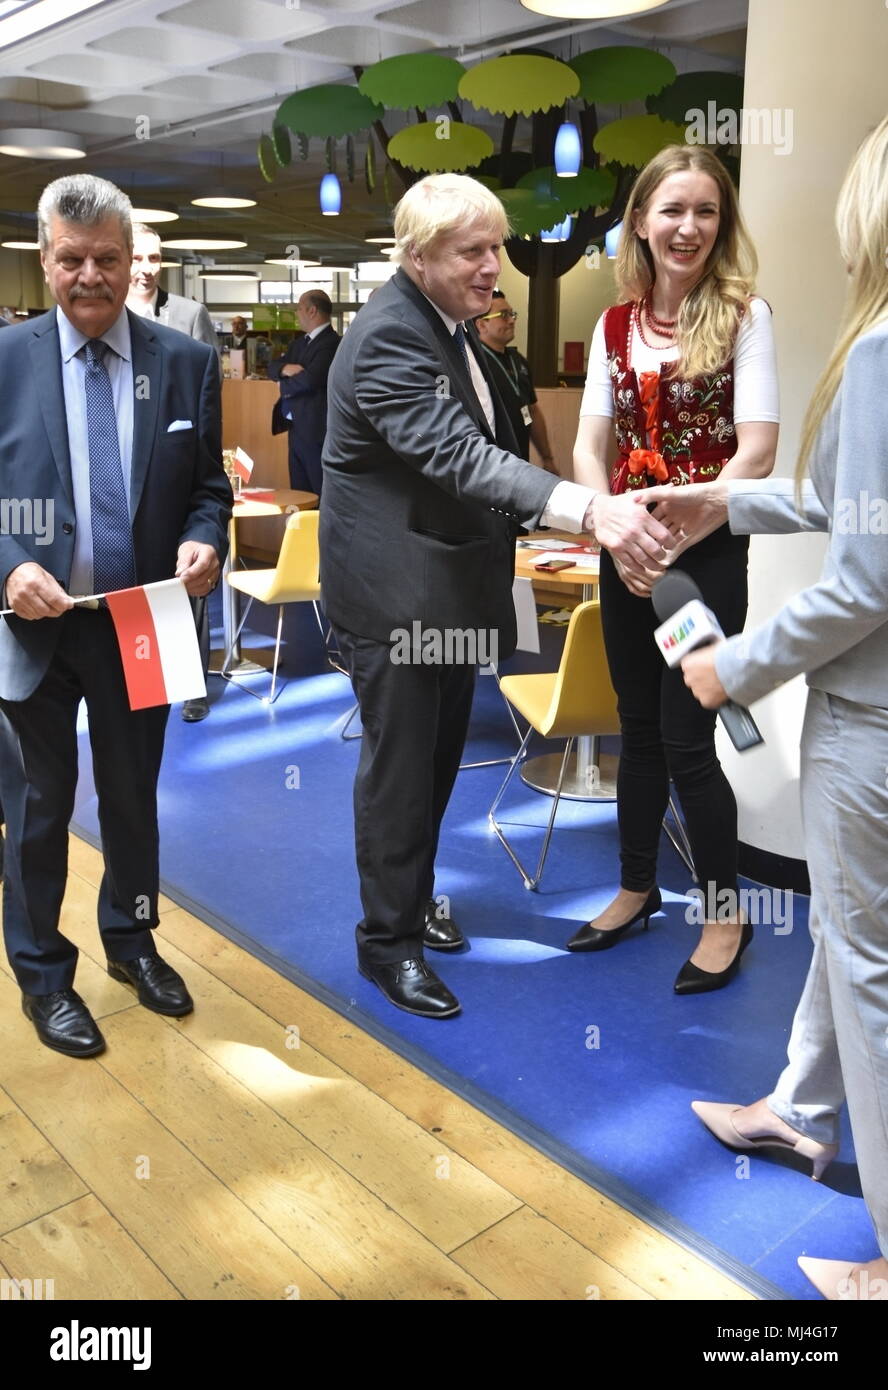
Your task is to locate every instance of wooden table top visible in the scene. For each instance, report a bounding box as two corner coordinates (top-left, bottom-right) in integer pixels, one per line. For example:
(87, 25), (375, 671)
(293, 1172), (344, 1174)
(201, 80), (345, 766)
(515, 530), (600, 590)
(232, 488), (319, 518)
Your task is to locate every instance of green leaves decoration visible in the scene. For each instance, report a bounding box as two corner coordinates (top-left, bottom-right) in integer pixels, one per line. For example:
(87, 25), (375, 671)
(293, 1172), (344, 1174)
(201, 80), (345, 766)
(496, 188), (565, 238)
(275, 84), (383, 138)
(358, 54), (465, 109)
(272, 124), (291, 167)
(387, 120), (494, 173)
(458, 55), (579, 116)
(365, 136), (377, 193)
(593, 114), (687, 168)
(346, 134), (355, 182)
(570, 47), (676, 104)
(646, 71), (744, 125)
(516, 164), (617, 213)
(325, 136), (336, 174)
(257, 133), (276, 183)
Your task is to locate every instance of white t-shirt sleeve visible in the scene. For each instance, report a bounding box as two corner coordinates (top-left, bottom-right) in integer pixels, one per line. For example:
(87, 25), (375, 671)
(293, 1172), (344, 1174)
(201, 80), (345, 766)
(579, 313), (614, 419)
(733, 296), (780, 424)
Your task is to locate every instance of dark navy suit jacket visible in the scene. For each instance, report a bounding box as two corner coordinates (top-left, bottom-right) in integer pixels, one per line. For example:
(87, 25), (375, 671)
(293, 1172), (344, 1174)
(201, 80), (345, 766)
(0, 307), (231, 701)
(268, 324), (340, 466)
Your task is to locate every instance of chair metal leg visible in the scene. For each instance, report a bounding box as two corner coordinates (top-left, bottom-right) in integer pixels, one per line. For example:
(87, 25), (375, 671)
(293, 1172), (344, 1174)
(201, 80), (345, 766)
(489, 730), (573, 891)
(663, 792), (696, 879)
(339, 701), (362, 740)
(265, 604), (285, 705)
(221, 596), (253, 675)
(460, 668), (527, 770)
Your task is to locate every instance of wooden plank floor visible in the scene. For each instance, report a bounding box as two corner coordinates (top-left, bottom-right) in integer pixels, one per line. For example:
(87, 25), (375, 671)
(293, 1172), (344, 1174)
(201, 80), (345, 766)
(0, 837), (754, 1302)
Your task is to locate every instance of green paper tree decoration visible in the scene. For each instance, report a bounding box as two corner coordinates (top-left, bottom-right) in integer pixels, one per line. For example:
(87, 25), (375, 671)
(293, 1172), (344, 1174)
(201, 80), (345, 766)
(497, 188), (566, 238)
(275, 84), (383, 139)
(358, 53), (465, 109)
(388, 120), (494, 173)
(570, 46), (676, 104)
(646, 71), (744, 126)
(517, 164), (617, 213)
(458, 55), (579, 117)
(257, 133), (276, 183)
(272, 124), (291, 167)
(594, 114), (687, 168)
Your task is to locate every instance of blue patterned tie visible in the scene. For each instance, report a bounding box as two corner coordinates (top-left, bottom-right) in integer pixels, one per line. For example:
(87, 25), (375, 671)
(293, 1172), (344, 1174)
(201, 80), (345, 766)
(453, 324), (471, 375)
(84, 338), (135, 594)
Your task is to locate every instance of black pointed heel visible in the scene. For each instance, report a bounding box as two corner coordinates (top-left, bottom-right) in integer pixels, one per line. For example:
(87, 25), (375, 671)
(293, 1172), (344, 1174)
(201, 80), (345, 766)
(566, 887), (661, 953)
(674, 921), (754, 995)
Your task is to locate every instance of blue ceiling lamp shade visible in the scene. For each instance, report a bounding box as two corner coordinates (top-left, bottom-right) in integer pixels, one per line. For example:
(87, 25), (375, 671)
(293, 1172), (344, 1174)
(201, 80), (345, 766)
(554, 120), (582, 177)
(605, 220), (623, 258)
(319, 173), (341, 215)
(541, 215), (572, 242)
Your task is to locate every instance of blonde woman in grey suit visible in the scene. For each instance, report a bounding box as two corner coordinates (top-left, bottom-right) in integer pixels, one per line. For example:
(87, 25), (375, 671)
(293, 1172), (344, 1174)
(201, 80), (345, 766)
(642, 117), (888, 1301)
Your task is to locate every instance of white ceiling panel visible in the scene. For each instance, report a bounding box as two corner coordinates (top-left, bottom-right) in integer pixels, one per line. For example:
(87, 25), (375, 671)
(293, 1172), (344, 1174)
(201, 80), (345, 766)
(206, 52), (313, 86)
(24, 51), (166, 88)
(282, 25), (431, 66)
(157, 0), (325, 42)
(88, 23), (239, 65)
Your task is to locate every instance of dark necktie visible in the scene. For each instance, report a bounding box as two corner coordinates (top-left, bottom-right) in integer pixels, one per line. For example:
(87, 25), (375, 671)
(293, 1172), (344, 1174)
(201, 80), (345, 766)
(84, 338), (135, 594)
(452, 324), (472, 375)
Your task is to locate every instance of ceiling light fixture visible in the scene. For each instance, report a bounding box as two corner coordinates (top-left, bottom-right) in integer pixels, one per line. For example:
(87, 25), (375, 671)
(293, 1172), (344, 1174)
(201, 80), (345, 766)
(130, 203), (179, 224)
(520, 0), (669, 16)
(319, 174), (341, 216)
(191, 193), (257, 209)
(1, 239), (39, 249)
(0, 127), (85, 159)
(0, 0), (110, 51)
(161, 238), (247, 251)
(198, 269), (261, 282)
(264, 258), (322, 268)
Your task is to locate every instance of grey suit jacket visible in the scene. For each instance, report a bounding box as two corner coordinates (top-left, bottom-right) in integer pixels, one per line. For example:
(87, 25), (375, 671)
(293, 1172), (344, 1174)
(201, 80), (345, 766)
(716, 322), (888, 709)
(148, 287), (220, 360)
(319, 269), (557, 657)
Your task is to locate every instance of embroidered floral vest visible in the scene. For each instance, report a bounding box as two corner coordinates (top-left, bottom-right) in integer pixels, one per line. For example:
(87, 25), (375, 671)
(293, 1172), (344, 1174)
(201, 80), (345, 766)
(603, 301), (737, 494)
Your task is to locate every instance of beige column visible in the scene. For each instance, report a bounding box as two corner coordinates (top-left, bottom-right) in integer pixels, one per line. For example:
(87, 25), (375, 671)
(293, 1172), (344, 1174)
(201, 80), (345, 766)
(722, 0), (887, 867)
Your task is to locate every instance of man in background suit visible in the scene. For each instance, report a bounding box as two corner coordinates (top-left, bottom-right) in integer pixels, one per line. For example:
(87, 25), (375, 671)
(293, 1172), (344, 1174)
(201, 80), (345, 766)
(321, 174), (673, 1018)
(268, 290), (340, 495)
(0, 174), (231, 1058)
(127, 221), (220, 722)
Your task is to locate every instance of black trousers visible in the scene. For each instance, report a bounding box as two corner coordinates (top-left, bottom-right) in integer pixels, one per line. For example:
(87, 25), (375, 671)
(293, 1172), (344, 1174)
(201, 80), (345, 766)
(333, 623), (475, 965)
(0, 608), (169, 995)
(287, 436), (323, 496)
(598, 529), (749, 898)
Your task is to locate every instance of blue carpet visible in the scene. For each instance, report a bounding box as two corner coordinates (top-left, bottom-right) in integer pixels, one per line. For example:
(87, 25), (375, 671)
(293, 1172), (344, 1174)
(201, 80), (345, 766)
(70, 595), (874, 1300)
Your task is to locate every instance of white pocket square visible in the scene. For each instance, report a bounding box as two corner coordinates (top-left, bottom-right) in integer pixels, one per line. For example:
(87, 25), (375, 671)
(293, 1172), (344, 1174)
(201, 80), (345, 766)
(167, 419), (193, 432)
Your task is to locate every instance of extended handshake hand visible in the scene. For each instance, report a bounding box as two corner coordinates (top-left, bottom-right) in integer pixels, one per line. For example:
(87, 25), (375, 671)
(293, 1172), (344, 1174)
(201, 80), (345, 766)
(583, 480), (730, 597)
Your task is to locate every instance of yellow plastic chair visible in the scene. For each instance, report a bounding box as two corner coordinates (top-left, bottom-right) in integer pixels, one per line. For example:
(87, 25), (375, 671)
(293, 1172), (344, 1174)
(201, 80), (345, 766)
(224, 508), (324, 704)
(489, 600), (694, 889)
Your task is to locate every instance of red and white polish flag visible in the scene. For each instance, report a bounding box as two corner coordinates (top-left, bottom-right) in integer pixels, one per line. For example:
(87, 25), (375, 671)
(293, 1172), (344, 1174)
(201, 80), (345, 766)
(233, 446), (254, 483)
(105, 578), (206, 711)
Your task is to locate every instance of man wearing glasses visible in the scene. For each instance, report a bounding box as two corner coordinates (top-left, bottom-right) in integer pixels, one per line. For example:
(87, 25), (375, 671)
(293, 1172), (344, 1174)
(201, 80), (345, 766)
(475, 290), (557, 473)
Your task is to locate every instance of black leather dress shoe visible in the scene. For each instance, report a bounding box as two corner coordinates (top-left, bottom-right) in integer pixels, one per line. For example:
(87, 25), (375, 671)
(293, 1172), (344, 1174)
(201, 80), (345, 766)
(358, 958), (461, 1017)
(566, 888), (661, 952)
(674, 922), (754, 995)
(182, 698), (209, 722)
(106, 954), (194, 1016)
(423, 900), (465, 951)
(22, 989), (106, 1058)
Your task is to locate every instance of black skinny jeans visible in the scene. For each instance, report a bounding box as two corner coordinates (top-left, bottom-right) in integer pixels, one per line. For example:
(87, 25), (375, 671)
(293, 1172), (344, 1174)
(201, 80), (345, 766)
(598, 528), (749, 899)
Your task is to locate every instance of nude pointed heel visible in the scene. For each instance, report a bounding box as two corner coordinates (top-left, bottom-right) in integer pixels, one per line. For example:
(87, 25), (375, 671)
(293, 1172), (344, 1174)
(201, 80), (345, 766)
(691, 1100), (838, 1180)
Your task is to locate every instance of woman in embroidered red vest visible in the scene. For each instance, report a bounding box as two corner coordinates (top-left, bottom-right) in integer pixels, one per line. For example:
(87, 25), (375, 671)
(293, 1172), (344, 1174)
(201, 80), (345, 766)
(569, 145), (780, 992)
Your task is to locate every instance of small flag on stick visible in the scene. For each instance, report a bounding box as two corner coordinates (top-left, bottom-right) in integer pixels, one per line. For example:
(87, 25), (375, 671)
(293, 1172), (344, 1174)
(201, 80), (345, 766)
(233, 446), (254, 483)
(105, 579), (206, 711)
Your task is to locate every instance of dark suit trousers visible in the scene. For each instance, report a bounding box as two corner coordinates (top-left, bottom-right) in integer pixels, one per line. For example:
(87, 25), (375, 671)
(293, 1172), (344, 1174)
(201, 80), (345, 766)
(0, 609), (169, 995)
(333, 624), (475, 964)
(287, 436), (323, 497)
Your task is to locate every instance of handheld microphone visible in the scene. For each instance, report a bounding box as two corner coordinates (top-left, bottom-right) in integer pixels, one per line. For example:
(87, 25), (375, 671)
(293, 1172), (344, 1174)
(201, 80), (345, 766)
(651, 570), (763, 752)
